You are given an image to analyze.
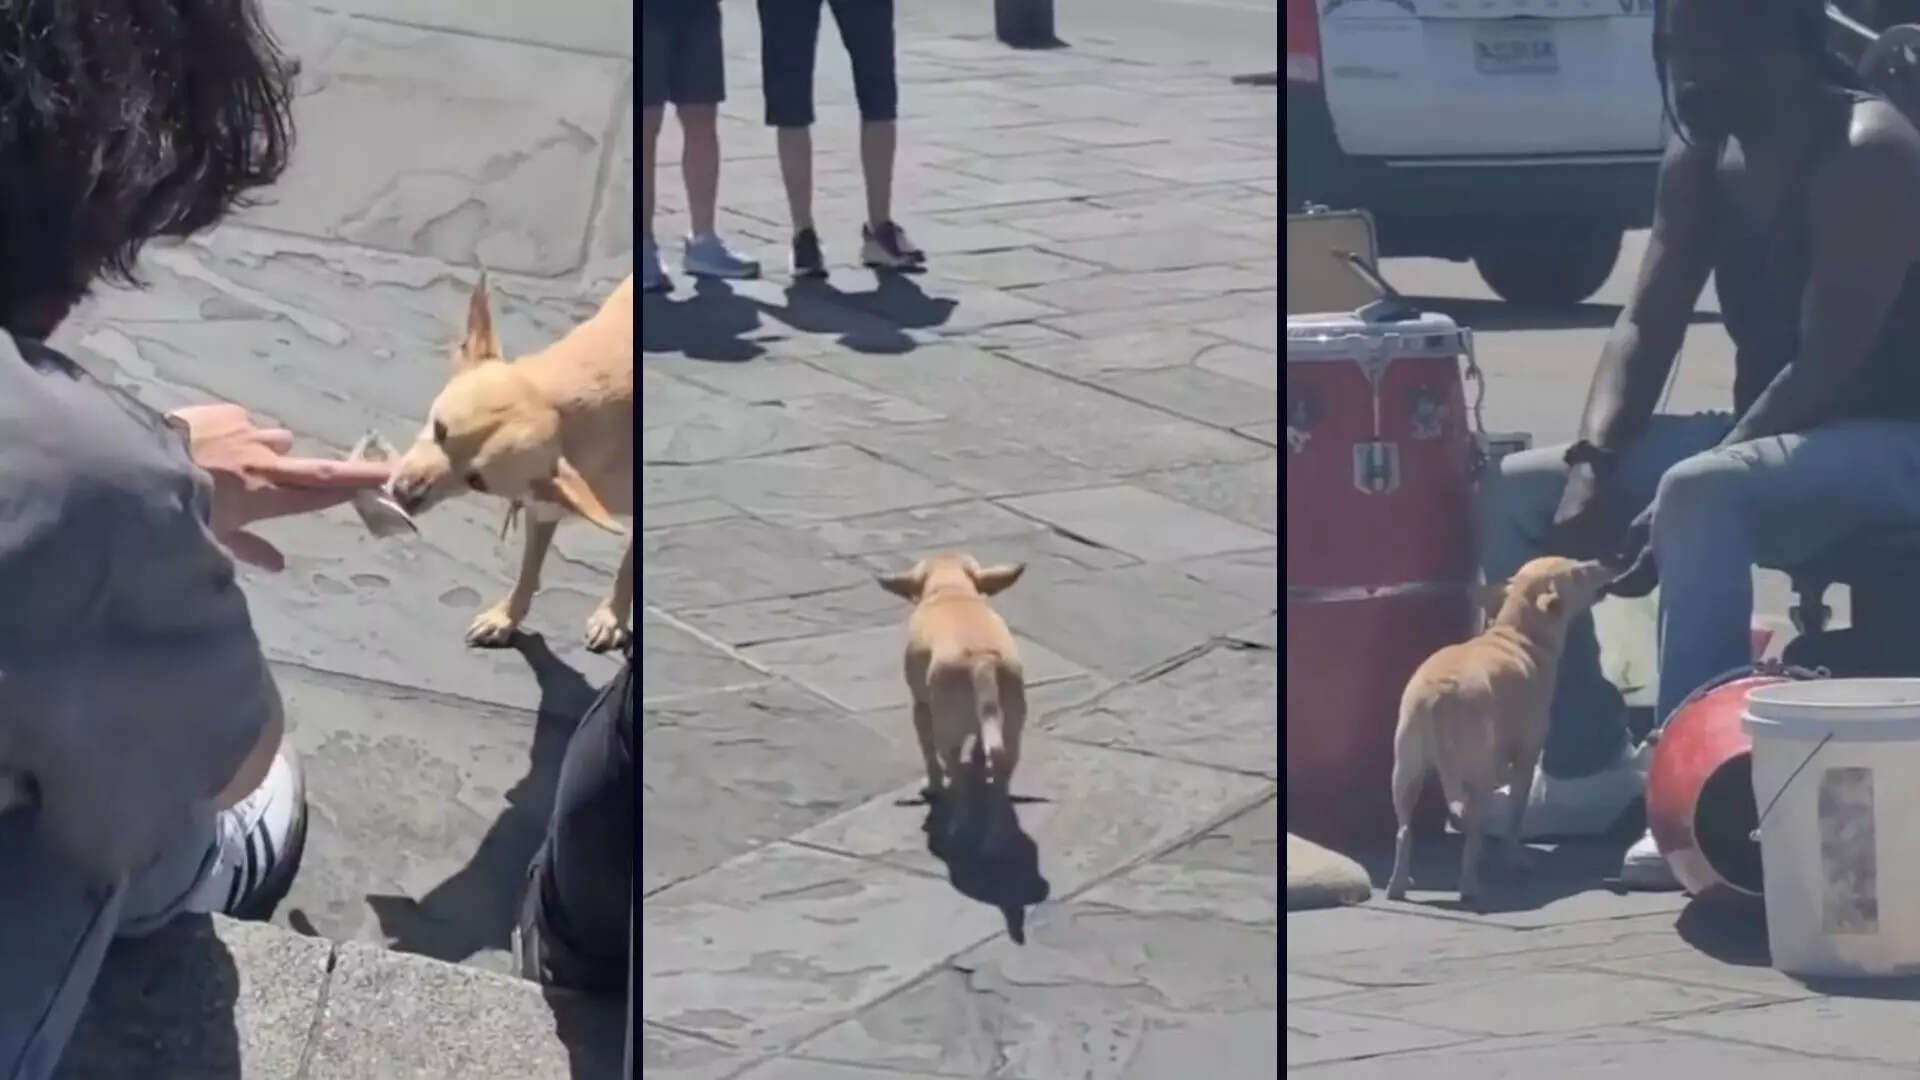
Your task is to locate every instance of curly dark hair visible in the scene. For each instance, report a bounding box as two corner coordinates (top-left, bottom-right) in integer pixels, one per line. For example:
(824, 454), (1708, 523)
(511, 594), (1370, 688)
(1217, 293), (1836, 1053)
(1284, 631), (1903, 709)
(1651, 0), (1864, 145)
(0, 1), (296, 337)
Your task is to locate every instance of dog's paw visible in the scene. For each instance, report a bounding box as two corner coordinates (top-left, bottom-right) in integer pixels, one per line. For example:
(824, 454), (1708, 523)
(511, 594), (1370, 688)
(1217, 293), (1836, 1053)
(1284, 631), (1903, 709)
(583, 606), (631, 653)
(465, 605), (522, 649)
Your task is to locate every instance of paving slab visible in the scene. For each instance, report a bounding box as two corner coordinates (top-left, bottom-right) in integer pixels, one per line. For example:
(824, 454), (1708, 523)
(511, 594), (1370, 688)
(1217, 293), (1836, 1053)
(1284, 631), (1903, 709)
(642, 515), (873, 612)
(739, 625), (1087, 713)
(1045, 639), (1277, 778)
(642, 682), (923, 897)
(642, 609), (769, 703)
(988, 562), (1274, 678)
(796, 854), (1276, 1080)
(643, 843), (1009, 1054)
(794, 734), (1272, 904)
(999, 484), (1275, 563)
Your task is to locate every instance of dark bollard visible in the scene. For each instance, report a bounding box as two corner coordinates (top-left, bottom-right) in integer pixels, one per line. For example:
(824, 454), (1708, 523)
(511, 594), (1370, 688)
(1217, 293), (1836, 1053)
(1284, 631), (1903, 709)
(995, 0), (1061, 49)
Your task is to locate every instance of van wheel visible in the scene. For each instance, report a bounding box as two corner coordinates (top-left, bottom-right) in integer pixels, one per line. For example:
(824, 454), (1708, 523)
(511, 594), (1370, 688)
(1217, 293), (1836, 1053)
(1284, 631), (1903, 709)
(1473, 223), (1624, 309)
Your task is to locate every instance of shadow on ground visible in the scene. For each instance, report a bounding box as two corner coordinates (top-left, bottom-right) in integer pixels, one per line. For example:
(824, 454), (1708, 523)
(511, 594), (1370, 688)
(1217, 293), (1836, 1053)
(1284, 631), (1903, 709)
(1406, 295), (1724, 334)
(58, 915), (241, 1078)
(751, 274), (957, 355)
(1352, 835), (1636, 915)
(1677, 898), (1920, 1001)
(923, 792), (1052, 944)
(640, 280), (767, 363)
(366, 633), (598, 965)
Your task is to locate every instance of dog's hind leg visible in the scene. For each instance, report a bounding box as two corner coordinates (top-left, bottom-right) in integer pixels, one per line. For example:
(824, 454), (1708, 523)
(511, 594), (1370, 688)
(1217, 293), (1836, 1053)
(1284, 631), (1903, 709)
(468, 515), (558, 647)
(584, 540), (633, 653)
(1457, 783), (1490, 909)
(1385, 746), (1424, 900)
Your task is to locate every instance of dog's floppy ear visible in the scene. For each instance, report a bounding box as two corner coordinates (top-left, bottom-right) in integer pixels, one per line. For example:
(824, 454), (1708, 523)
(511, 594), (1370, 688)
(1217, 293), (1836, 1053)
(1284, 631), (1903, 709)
(457, 269), (502, 368)
(1535, 581), (1563, 616)
(970, 562), (1025, 596)
(876, 561), (927, 601)
(529, 457), (624, 533)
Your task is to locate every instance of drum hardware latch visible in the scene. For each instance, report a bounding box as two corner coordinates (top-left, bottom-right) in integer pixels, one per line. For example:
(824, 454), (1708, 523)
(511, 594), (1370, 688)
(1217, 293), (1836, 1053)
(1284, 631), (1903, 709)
(1354, 441), (1401, 495)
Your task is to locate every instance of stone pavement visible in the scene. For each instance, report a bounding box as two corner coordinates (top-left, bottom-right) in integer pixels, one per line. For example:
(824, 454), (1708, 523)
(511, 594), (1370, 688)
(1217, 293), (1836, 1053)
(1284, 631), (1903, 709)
(41, 0), (631, 1073)
(641, 6), (1278, 1078)
(1288, 840), (1920, 1075)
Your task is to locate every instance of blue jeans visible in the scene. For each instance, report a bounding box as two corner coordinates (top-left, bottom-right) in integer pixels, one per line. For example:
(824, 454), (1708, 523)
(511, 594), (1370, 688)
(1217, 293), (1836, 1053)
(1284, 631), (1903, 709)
(1478, 413), (1920, 778)
(1, 802), (217, 1080)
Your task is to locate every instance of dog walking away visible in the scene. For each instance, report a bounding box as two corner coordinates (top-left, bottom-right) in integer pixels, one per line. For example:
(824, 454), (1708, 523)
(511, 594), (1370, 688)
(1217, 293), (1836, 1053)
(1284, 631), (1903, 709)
(878, 554), (1028, 853)
(388, 273), (634, 652)
(1385, 557), (1614, 906)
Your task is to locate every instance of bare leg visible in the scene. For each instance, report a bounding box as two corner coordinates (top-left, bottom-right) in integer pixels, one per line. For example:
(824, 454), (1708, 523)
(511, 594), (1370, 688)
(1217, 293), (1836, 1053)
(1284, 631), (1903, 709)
(859, 120), (896, 230)
(584, 541), (633, 653)
(678, 104), (720, 240)
(775, 126), (815, 232)
(469, 517), (559, 647)
(641, 105), (664, 243)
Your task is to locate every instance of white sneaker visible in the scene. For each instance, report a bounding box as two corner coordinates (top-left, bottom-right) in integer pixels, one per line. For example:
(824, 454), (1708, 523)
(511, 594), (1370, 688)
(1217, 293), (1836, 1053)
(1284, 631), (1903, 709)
(187, 750), (309, 919)
(1619, 829), (1681, 891)
(1479, 740), (1652, 840)
(682, 233), (761, 279)
(641, 238), (669, 294)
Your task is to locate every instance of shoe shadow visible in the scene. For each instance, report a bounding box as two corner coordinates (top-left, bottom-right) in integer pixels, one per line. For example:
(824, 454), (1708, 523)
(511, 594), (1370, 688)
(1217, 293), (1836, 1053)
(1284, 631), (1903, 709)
(920, 790), (1052, 944)
(364, 633), (597, 965)
(751, 273), (958, 355)
(640, 278), (767, 364)
(1676, 898), (1920, 1000)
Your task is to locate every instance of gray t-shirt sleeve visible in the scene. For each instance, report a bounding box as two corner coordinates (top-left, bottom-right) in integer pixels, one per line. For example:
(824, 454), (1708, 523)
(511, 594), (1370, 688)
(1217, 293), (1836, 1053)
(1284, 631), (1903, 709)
(0, 332), (276, 884)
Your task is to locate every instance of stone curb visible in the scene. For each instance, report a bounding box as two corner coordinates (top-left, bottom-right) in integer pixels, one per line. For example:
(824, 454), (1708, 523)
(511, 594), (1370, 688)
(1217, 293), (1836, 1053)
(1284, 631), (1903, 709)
(1286, 833), (1373, 912)
(60, 913), (625, 1079)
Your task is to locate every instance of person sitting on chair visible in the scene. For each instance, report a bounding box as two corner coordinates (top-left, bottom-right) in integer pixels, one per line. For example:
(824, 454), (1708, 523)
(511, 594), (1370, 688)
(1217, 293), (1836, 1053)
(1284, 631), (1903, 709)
(1474, 0), (1920, 889)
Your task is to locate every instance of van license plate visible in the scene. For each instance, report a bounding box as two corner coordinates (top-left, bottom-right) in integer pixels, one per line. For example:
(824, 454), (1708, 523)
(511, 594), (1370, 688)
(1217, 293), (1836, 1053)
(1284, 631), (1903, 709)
(1474, 21), (1557, 76)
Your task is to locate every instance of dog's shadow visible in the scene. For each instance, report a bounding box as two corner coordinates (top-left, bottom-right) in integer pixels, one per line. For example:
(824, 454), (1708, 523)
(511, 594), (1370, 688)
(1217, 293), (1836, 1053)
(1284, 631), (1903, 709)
(363, 632), (597, 963)
(913, 791), (1052, 944)
(1356, 833), (1637, 915)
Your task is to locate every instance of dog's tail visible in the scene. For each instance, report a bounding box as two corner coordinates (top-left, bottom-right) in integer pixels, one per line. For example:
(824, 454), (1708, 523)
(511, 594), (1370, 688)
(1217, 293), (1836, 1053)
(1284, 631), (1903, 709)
(971, 660), (1007, 784)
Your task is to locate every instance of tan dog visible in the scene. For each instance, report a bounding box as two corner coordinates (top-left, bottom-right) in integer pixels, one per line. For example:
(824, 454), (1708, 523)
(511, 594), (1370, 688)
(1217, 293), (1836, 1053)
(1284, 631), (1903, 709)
(879, 554), (1028, 852)
(1385, 556), (1614, 906)
(389, 274), (633, 652)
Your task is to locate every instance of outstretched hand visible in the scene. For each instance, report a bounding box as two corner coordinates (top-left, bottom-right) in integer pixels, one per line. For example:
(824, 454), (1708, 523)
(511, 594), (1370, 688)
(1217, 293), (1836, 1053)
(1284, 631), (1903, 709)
(171, 403), (393, 572)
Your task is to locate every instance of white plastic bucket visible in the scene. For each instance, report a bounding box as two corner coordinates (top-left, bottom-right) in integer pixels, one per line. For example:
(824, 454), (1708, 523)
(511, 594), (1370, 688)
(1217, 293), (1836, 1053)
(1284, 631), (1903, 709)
(1744, 679), (1920, 978)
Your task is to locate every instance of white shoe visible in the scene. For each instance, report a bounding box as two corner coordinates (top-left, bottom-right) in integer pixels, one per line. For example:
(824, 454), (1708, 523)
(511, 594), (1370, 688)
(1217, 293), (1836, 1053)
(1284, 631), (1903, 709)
(1619, 829), (1681, 891)
(682, 233), (761, 279)
(1480, 740), (1651, 840)
(187, 750), (309, 919)
(641, 238), (670, 294)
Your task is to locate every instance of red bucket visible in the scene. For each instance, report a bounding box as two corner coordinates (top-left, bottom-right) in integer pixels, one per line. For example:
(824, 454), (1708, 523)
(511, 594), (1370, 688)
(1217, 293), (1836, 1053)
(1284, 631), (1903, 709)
(1644, 662), (1824, 900)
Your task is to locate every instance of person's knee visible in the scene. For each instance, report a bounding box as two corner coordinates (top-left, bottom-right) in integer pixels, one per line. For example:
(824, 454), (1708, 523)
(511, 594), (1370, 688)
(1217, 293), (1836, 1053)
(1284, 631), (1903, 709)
(676, 104), (719, 140)
(1650, 449), (1752, 550)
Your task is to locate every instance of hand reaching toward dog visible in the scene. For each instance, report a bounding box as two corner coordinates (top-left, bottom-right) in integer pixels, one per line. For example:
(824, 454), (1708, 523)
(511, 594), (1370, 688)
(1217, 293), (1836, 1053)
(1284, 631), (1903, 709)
(171, 403), (393, 572)
(1606, 504), (1659, 599)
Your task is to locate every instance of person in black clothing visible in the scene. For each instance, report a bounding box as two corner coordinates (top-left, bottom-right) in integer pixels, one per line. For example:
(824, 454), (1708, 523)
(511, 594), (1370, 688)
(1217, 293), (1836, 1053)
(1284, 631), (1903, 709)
(512, 650), (633, 995)
(1472, 0), (1920, 887)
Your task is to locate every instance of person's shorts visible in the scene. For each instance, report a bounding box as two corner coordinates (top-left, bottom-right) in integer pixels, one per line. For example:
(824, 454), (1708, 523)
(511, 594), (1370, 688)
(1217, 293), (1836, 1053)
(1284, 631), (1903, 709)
(758, 0), (898, 128)
(641, 4), (726, 108)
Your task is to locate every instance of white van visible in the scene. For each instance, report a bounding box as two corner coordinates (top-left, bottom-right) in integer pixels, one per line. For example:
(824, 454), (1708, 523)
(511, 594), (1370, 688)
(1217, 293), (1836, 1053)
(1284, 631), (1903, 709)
(1287, 0), (1667, 307)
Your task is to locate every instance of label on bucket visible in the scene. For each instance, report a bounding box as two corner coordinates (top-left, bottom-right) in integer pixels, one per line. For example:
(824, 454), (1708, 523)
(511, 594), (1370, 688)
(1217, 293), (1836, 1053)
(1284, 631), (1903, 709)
(1818, 766), (1879, 935)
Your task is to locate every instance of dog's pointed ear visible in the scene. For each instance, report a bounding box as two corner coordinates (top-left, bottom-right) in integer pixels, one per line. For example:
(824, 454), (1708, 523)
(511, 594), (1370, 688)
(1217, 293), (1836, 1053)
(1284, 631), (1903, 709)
(457, 269), (501, 369)
(529, 457), (623, 533)
(1535, 582), (1563, 616)
(970, 562), (1025, 596)
(877, 561), (926, 601)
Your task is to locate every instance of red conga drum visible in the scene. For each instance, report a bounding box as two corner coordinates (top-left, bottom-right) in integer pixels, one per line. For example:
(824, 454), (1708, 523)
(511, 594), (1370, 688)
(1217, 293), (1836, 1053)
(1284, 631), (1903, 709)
(1286, 311), (1479, 851)
(1646, 662), (1824, 901)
